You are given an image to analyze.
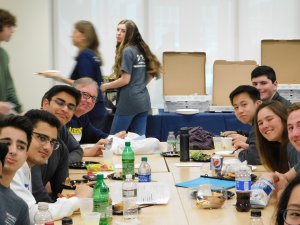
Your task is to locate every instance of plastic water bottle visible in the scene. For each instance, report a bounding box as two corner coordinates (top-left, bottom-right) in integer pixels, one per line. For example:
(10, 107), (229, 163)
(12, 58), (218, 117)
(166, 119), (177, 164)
(122, 141), (135, 180)
(93, 174), (109, 225)
(235, 165), (252, 212)
(176, 133), (180, 153)
(34, 202), (53, 225)
(248, 210), (264, 225)
(138, 157), (151, 182)
(123, 174), (138, 221)
(167, 131), (176, 152)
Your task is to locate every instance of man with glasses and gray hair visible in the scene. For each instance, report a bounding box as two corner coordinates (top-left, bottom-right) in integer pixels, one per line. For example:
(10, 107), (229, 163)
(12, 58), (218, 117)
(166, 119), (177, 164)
(68, 77), (126, 156)
(11, 109), (92, 224)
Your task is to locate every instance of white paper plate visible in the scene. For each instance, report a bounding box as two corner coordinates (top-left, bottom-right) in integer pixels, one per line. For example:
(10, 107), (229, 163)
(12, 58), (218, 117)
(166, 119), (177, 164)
(80, 144), (94, 149)
(214, 150), (234, 156)
(38, 70), (60, 74)
(175, 109), (199, 115)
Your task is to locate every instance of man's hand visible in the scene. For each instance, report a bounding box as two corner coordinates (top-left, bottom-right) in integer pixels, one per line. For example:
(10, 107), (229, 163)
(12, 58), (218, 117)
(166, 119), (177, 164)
(115, 131), (127, 139)
(233, 141), (249, 150)
(83, 139), (106, 157)
(0, 102), (14, 115)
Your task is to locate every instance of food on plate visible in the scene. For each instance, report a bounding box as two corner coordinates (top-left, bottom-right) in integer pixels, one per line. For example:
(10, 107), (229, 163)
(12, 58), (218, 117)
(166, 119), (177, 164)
(190, 150), (211, 162)
(196, 191), (226, 209)
(86, 163), (113, 172)
(57, 193), (76, 198)
(113, 202), (124, 212)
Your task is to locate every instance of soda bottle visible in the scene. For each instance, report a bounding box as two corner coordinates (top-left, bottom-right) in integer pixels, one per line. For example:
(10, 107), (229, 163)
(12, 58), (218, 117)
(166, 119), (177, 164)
(138, 156), (151, 182)
(176, 133), (180, 153)
(235, 165), (252, 212)
(248, 210), (264, 225)
(93, 174), (109, 225)
(123, 174), (138, 221)
(167, 131), (176, 152)
(34, 202), (53, 225)
(122, 141), (135, 180)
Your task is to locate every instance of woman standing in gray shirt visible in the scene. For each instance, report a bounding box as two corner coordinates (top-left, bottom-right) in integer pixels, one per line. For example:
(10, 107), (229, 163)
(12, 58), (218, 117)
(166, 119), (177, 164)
(101, 19), (161, 135)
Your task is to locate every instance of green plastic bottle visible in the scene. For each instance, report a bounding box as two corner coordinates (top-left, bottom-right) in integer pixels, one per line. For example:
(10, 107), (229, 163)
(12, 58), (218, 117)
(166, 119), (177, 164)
(122, 141), (135, 180)
(93, 174), (109, 225)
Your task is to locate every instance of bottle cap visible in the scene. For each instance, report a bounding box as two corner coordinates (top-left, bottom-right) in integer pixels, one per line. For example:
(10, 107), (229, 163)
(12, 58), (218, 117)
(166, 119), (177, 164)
(125, 141), (131, 146)
(96, 174), (104, 179)
(45, 222), (54, 225)
(141, 157), (148, 162)
(180, 127), (189, 134)
(37, 202), (49, 210)
(62, 217), (73, 224)
(250, 210), (262, 217)
(168, 131), (174, 135)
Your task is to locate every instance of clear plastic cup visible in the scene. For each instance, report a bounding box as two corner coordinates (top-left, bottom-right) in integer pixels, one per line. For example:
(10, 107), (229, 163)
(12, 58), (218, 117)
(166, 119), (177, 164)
(102, 150), (113, 166)
(213, 137), (222, 151)
(79, 198), (93, 218)
(83, 212), (101, 225)
(221, 137), (233, 150)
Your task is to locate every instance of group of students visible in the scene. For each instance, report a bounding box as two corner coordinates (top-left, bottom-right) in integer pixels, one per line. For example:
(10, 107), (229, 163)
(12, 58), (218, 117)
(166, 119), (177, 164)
(0, 8), (162, 225)
(224, 66), (300, 224)
(1, 7), (300, 225)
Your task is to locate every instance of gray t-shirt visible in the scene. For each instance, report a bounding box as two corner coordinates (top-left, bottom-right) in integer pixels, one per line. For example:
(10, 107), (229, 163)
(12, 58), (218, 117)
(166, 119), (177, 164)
(0, 184), (30, 225)
(115, 46), (150, 115)
(287, 142), (300, 174)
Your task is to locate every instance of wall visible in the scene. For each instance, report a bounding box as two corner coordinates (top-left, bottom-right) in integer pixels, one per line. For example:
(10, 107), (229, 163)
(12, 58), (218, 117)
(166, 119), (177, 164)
(1, 0), (300, 110)
(0, 0), (53, 111)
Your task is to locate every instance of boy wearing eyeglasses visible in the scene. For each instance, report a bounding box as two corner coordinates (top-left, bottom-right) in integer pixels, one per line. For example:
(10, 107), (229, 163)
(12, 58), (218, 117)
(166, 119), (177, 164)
(10, 109), (92, 224)
(0, 115), (31, 225)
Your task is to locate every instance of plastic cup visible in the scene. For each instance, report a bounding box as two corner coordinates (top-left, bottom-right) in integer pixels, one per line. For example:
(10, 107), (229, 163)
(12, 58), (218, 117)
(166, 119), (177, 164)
(213, 137), (222, 151)
(221, 137), (233, 150)
(79, 198), (93, 218)
(83, 212), (101, 225)
(102, 150), (113, 166)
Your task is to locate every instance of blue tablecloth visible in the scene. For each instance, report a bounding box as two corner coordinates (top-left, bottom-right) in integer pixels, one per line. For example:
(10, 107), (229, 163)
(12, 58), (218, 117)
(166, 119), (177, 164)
(146, 110), (251, 141)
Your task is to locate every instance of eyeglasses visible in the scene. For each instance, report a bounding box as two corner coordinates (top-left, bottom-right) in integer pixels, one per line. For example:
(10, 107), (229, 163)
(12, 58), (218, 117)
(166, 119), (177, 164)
(80, 91), (97, 103)
(52, 98), (76, 111)
(32, 132), (60, 151)
(283, 209), (300, 225)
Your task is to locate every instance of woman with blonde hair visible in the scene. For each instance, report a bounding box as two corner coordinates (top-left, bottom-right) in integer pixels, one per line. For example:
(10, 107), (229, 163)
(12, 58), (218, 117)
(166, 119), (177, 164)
(101, 19), (161, 135)
(39, 20), (107, 129)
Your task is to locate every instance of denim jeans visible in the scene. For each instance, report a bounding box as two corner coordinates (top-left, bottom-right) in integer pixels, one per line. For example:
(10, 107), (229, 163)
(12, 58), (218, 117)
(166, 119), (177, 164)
(110, 111), (148, 136)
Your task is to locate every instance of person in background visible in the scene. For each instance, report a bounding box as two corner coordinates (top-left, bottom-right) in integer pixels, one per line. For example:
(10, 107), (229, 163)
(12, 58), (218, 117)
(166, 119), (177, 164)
(229, 85), (262, 165)
(275, 175), (300, 225)
(101, 19), (162, 136)
(0, 115), (31, 224)
(251, 65), (290, 107)
(223, 65), (291, 140)
(37, 20), (107, 130)
(0, 9), (22, 115)
(67, 77), (126, 156)
(11, 109), (92, 224)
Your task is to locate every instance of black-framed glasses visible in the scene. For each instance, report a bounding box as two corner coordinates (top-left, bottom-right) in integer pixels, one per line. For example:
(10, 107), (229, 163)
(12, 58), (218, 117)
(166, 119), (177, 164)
(80, 91), (97, 103)
(52, 98), (76, 111)
(283, 209), (300, 225)
(32, 132), (60, 151)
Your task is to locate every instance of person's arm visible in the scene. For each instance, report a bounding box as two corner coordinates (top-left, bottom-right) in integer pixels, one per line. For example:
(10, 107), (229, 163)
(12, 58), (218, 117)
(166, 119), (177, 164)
(31, 164), (54, 203)
(101, 73), (130, 92)
(61, 126), (83, 163)
(237, 128), (261, 165)
(37, 72), (74, 85)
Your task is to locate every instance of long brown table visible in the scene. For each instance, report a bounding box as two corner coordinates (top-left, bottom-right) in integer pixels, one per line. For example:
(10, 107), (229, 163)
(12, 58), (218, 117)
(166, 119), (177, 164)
(55, 146), (277, 225)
